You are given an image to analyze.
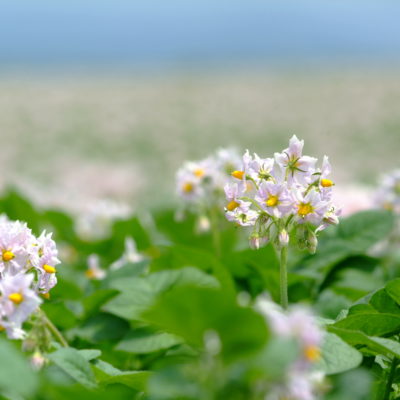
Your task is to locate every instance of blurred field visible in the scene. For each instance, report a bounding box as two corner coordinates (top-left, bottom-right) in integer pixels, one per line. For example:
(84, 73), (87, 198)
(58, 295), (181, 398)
(0, 69), (399, 210)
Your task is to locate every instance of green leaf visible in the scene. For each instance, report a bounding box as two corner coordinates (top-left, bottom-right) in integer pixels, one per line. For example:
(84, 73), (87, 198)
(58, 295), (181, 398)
(0, 338), (38, 397)
(332, 313), (400, 336)
(68, 313), (129, 343)
(79, 349), (102, 361)
(385, 278), (400, 306)
(317, 332), (362, 374)
(141, 286), (269, 363)
(369, 287), (400, 314)
(328, 326), (400, 358)
(48, 347), (97, 388)
(103, 267), (219, 321)
(337, 210), (394, 252)
(116, 329), (183, 354)
(82, 289), (120, 318)
(93, 359), (151, 391)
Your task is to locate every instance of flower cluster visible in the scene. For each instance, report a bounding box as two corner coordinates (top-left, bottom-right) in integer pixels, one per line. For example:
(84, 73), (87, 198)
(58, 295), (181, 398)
(0, 215), (60, 339)
(376, 169), (400, 214)
(176, 148), (241, 209)
(258, 298), (326, 400)
(224, 135), (340, 252)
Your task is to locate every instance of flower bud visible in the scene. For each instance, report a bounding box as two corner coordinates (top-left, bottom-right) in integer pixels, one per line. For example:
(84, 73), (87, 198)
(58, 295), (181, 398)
(307, 231), (318, 254)
(31, 352), (46, 370)
(278, 229), (289, 248)
(196, 215), (211, 234)
(249, 233), (269, 250)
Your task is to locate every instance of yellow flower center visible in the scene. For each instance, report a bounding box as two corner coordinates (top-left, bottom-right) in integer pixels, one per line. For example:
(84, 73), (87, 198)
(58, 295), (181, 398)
(0, 325), (5, 332)
(298, 203), (313, 216)
(226, 200), (240, 211)
(2, 250), (15, 262)
(383, 202), (394, 211)
(43, 264), (56, 274)
(304, 345), (321, 362)
(85, 269), (96, 279)
(321, 178), (333, 188)
(182, 182), (194, 193)
(266, 195), (279, 207)
(193, 168), (205, 178)
(8, 293), (24, 305)
(231, 170), (244, 180)
(41, 292), (51, 300)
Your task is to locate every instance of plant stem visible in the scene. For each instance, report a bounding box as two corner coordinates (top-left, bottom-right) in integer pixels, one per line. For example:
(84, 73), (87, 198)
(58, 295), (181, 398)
(383, 357), (398, 400)
(209, 207), (221, 259)
(41, 310), (68, 348)
(279, 246), (288, 309)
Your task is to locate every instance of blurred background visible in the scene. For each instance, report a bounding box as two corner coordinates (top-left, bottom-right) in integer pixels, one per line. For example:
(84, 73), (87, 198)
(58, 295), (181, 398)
(1, 0), (400, 210)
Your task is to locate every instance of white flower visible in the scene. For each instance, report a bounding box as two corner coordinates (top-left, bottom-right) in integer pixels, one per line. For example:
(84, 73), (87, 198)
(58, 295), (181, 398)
(110, 237), (144, 271)
(86, 254), (106, 280)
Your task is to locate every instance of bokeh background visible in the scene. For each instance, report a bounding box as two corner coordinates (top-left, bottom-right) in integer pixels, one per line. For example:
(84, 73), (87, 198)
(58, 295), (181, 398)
(1, 0), (400, 210)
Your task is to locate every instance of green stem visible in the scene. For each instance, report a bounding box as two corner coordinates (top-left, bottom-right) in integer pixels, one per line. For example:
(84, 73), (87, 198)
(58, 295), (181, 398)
(209, 207), (221, 259)
(279, 246), (289, 309)
(41, 310), (68, 348)
(383, 357), (398, 400)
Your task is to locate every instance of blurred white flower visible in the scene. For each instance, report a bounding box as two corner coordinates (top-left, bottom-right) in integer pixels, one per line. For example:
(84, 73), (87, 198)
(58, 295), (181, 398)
(75, 199), (131, 241)
(86, 254), (106, 280)
(110, 237), (144, 270)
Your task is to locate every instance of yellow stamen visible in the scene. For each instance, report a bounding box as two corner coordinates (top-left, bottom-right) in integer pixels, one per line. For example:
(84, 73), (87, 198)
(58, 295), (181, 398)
(0, 325), (5, 332)
(2, 250), (15, 262)
(266, 195), (279, 207)
(298, 203), (313, 217)
(321, 178), (333, 188)
(304, 345), (321, 362)
(85, 269), (95, 279)
(226, 200), (240, 211)
(8, 293), (24, 305)
(193, 168), (205, 178)
(43, 264), (56, 274)
(41, 292), (50, 300)
(182, 182), (194, 193)
(231, 170), (244, 180)
(383, 202), (394, 211)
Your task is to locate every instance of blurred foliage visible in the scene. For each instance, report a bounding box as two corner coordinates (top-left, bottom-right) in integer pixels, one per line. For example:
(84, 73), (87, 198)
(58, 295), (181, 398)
(0, 189), (399, 399)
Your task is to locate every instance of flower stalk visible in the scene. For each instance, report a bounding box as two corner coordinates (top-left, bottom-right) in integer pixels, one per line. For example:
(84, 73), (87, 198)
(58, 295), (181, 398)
(279, 246), (288, 309)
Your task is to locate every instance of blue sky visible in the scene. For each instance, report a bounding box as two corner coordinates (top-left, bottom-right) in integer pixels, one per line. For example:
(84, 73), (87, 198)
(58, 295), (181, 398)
(1, 1), (400, 70)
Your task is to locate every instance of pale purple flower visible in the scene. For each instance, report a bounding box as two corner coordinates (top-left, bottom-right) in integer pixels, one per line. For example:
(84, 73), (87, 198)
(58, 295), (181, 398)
(226, 204), (258, 227)
(275, 135), (317, 186)
(0, 273), (41, 338)
(376, 169), (400, 214)
(35, 231), (60, 293)
(255, 181), (293, 218)
(294, 189), (329, 226)
(0, 219), (37, 277)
